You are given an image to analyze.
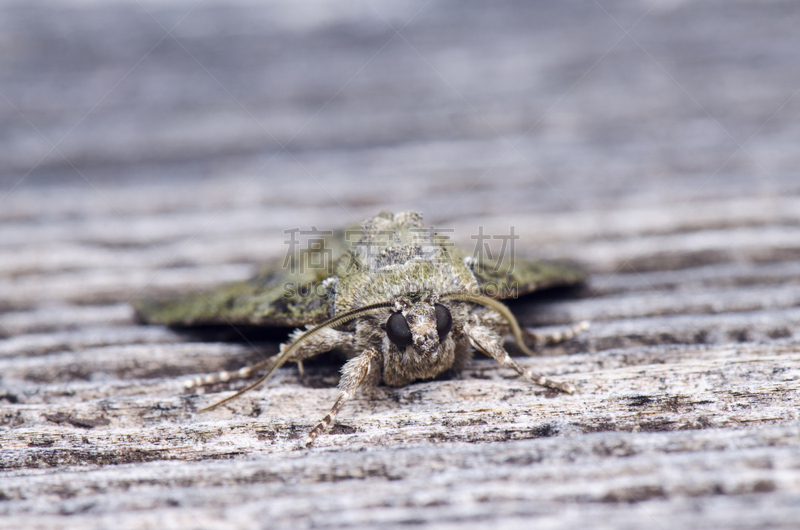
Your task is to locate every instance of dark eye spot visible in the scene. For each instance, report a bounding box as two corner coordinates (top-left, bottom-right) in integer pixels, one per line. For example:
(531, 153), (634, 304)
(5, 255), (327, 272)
(386, 312), (413, 350)
(434, 304), (452, 341)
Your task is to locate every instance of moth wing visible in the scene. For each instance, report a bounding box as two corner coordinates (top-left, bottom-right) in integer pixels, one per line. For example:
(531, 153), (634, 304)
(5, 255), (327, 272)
(133, 229), (353, 327)
(471, 257), (586, 299)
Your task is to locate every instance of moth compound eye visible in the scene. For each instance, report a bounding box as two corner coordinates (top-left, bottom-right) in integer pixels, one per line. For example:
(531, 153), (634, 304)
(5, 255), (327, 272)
(434, 303), (452, 340)
(386, 312), (413, 350)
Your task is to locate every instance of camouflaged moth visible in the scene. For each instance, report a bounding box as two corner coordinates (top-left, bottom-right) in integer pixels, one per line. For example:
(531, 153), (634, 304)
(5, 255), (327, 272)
(134, 211), (588, 445)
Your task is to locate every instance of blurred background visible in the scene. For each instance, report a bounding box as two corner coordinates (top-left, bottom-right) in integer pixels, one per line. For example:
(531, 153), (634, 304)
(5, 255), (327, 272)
(3, 1), (798, 273)
(1, 0), (799, 318)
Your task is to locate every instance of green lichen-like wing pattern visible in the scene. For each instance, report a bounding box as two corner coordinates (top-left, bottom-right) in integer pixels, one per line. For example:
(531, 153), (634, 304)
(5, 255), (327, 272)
(132, 230), (353, 327)
(132, 265), (332, 328)
(132, 219), (587, 327)
(471, 258), (587, 299)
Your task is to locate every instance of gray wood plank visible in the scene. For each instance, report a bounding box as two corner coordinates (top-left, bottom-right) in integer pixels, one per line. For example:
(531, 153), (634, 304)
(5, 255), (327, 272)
(1, 1), (800, 529)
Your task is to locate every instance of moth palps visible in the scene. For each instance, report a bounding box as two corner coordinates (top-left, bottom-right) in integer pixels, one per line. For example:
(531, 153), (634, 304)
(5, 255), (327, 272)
(134, 211), (588, 445)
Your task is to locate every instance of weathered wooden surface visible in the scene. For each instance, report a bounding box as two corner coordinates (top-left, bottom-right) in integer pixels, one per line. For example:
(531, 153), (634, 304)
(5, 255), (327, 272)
(2, 1), (800, 528)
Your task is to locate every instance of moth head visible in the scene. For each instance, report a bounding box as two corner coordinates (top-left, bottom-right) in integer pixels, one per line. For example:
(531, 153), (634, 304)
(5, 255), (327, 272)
(385, 302), (453, 358)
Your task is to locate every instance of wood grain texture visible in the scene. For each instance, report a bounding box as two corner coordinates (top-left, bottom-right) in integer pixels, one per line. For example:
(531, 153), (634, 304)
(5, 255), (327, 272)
(2, 1), (800, 528)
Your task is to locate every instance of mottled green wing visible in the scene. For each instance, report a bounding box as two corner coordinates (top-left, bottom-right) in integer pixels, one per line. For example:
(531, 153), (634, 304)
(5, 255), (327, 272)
(471, 257), (587, 299)
(132, 267), (331, 328)
(133, 230), (353, 328)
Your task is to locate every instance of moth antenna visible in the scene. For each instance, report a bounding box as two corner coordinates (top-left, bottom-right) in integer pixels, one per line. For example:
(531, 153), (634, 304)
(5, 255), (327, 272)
(198, 301), (393, 412)
(440, 292), (536, 356)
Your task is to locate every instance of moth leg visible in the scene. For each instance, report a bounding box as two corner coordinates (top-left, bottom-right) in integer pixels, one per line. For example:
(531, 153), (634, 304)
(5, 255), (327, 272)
(463, 322), (575, 394)
(305, 347), (382, 446)
(184, 327), (354, 389)
(523, 321), (590, 351)
(473, 306), (588, 355)
(185, 357), (272, 389)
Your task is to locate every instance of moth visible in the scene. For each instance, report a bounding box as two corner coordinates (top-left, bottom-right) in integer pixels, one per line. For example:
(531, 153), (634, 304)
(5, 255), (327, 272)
(134, 211), (588, 445)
